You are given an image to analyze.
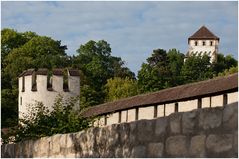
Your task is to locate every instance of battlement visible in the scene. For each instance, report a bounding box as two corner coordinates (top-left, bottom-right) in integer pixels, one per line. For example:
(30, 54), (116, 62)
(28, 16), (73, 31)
(18, 68), (80, 93)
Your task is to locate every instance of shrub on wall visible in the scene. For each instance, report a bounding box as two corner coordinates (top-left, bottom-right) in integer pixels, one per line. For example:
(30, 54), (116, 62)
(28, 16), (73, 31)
(2, 95), (95, 144)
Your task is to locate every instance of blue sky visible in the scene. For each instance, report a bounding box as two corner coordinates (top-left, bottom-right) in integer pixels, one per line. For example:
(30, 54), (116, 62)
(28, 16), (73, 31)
(2, 1), (238, 74)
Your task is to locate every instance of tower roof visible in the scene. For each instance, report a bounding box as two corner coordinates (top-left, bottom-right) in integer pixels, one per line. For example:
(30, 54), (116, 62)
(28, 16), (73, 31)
(188, 26), (219, 41)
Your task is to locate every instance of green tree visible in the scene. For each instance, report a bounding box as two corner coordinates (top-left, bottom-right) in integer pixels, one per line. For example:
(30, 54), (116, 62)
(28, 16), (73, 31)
(218, 65), (238, 77)
(73, 40), (135, 107)
(138, 48), (184, 93)
(1, 28), (69, 128)
(167, 49), (185, 86)
(104, 77), (138, 102)
(212, 53), (238, 76)
(181, 54), (213, 83)
(2, 96), (94, 144)
(138, 49), (169, 93)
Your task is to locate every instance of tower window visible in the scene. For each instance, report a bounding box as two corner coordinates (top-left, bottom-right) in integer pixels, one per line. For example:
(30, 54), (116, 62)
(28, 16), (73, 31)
(210, 41), (213, 46)
(195, 41), (198, 46)
(202, 41), (206, 46)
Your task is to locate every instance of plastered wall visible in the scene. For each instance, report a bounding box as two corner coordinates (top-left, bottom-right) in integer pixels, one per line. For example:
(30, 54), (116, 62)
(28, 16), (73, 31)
(95, 91), (238, 127)
(18, 71), (80, 119)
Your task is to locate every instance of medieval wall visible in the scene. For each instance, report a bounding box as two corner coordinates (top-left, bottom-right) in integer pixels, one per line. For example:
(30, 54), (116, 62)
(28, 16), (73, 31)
(1, 102), (237, 158)
(101, 91), (238, 127)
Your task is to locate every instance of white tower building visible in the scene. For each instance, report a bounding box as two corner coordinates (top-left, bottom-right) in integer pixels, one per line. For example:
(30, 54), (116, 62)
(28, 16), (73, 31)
(187, 26), (220, 63)
(18, 68), (80, 119)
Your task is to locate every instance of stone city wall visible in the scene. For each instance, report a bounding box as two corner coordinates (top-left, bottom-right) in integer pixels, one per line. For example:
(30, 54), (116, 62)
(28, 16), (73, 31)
(1, 102), (237, 158)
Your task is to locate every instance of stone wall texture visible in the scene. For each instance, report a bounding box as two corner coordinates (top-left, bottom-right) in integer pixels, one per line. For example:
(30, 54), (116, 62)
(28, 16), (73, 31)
(1, 102), (238, 158)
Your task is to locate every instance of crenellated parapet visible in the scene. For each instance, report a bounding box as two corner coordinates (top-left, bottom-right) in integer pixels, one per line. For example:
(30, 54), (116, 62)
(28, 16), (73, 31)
(18, 68), (80, 93)
(18, 68), (80, 119)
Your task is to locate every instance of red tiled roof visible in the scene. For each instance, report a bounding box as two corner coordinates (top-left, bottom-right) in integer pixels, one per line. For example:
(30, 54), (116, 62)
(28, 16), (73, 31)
(82, 73), (238, 117)
(188, 26), (219, 41)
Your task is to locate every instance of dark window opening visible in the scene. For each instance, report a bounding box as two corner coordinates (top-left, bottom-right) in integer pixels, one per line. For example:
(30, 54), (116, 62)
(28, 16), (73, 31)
(47, 71), (53, 91)
(210, 41), (213, 46)
(22, 76), (25, 92)
(31, 72), (37, 91)
(202, 41), (206, 46)
(195, 41), (198, 46)
(63, 69), (69, 92)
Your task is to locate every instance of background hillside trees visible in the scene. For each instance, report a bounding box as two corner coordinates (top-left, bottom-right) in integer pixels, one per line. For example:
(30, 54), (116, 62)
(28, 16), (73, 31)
(138, 49), (185, 93)
(1, 28), (238, 129)
(72, 40), (135, 107)
(104, 77), (138, 102)
(138, 49), (238, 94)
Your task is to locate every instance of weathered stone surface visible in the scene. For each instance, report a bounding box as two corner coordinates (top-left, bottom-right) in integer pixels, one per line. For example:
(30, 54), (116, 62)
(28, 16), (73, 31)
(32, 139), (40, 157)
(223, 104), (238, 130)
(114, 146), (123, 158)
(199, 108), (222, 130)
(130, 145), (146, 158)
(129, 121), (137, 144)
(66, 133), (74, 149)
(233, 131), (238, 156)
(182, 110), (197, 134)
(147, 142), (164, 157)
(38, 137), (51, 157)
(84, 128), (99, 157)
(22, 140), (31, 157)
(51, 134), (61, 155)
(166, 135), (188, 157)
(169, 113), (181, 134)
(122, 145), (131, 158)
(2, 144), (15, 158)
(95, 125), (119, 157)
(206, 134), (233, 155)
(119, 123), (130, 143)
(155, 117), (168, 137)
(189, 135), (206, 157)
(137, 119), (154, 142)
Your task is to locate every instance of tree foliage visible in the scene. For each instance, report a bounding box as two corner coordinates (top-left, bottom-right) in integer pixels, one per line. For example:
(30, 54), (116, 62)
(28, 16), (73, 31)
(104, 77), (138, 102)
(138, 49), (237, 93)
(73, 40), (135, 107)
(181, 54), (213, 83)
(1, 28), (69, 128)
(2, 96), (94, 144)
(138, 49), (185, 93)
(218, 65), (238, 77)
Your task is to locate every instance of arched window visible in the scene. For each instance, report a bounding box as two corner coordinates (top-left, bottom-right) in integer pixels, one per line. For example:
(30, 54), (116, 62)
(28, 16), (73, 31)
(202, 41), (206, 46)
(210, 41), (213, 46)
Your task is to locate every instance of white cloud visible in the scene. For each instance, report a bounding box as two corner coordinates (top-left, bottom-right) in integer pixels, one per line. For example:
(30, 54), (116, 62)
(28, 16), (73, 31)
(2, 1), (238, 74)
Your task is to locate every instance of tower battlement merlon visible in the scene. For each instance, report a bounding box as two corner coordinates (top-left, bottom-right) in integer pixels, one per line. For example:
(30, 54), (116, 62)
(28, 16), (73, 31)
(18, 68), (80, 93)
(18, 68), (80, 119)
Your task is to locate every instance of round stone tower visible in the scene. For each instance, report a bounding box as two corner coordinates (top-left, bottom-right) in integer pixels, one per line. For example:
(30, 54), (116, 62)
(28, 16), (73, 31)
(18, 68), (80, 119)
(187, 26), (220, 63)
